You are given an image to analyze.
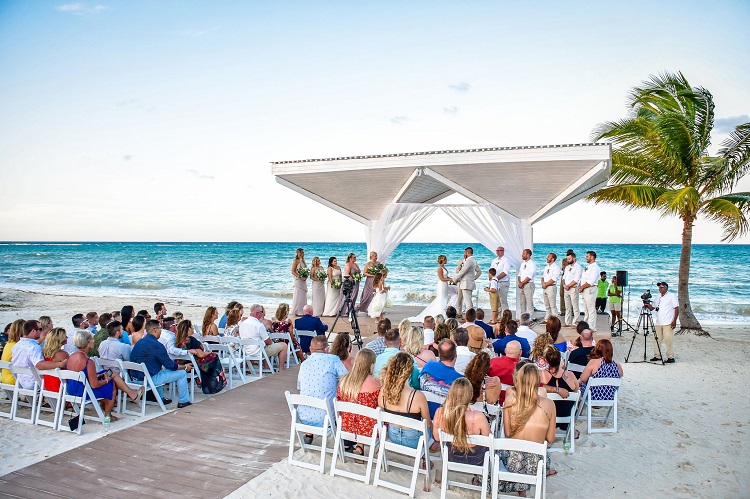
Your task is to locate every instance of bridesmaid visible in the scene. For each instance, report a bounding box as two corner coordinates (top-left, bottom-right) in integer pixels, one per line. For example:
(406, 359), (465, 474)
(310, 256), (326, 316)
(337, 253), (361, 316)
(323, 256), (343, 316)
(291, 248), (308, 316)
(357, 251), (380, 313)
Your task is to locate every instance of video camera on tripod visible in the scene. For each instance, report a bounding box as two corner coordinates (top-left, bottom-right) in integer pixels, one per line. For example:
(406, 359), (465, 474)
(640, 289), (652, 304)
(341, 277), (355, 297)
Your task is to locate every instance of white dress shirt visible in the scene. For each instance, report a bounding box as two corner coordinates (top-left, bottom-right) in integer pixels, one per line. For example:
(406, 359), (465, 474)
(239, 316), (269, 356)
(563, 262), (583, 286)
(98, 337), (132, 361)
(423, 328), (435, 345)
(518, 259), (537, 283)
(516, 325), (537, 349)
(491, 256), (511, 282)
(454, 346), (476, 375)
(653, 291), (679, 326)
(158, 329), (189, 358)
(543, 263), (561, 284)
(581, 262), (601, 288)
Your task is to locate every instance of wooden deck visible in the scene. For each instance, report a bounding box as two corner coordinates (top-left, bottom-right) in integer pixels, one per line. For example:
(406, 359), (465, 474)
(0, 366), (300, 499)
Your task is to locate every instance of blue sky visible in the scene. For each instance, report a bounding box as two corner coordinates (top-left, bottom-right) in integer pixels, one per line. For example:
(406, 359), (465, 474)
(1, 0), (748, 243)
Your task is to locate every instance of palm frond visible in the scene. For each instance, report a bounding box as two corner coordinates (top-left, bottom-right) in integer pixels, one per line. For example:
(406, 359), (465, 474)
(695, 156), (730, 195)
(655, 187), (701, 218)
(610, 150), (674, 187)
(698, 192), (750, 241)
(587, 184), (668, 210)
(690, 86), (715, 153)
(716, 123), (750, 191)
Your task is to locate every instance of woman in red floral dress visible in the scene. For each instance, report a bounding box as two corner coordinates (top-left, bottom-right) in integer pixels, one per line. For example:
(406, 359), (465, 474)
(336, 349), (381, 455)
(271, 303), (304, 363)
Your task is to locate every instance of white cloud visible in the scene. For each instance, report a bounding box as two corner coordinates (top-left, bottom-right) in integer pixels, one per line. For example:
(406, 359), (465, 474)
(449, 82), (470, 92)
(443, 106), (458, 116)
(390, 116), (409, 124)
(56, 3), (108, 15)
(56, 3), (85, 12)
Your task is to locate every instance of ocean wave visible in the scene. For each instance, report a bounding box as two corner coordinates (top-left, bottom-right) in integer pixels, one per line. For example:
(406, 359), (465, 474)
(253, 290), (294, 299)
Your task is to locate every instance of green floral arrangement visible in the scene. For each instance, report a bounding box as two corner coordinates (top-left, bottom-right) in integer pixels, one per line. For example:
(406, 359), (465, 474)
(352, 272), (362, 282)
(367, 263), (388, 275)
(332, 278), (342, 289)
(297, 267), (310, 279)
(314, 268), (327, 282)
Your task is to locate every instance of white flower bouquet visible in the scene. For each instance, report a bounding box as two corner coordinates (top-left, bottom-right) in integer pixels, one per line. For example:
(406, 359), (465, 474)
(332, 278), (343, 289)
(352, 272), (362, 282)
(384, 299), (393, 309)
(314, 268), (327, 282)
(297, 267), (310, 279)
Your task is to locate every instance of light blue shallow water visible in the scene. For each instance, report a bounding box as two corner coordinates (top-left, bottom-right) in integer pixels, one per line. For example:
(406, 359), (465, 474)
(0, 242), (747, 324)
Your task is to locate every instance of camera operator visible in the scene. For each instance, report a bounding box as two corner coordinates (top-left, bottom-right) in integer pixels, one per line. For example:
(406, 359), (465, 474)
(644, 281), (678, 363)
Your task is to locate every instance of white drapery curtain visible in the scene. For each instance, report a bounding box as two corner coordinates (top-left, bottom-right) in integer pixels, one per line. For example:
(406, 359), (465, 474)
(440, 203), (525, 269)
(366, 203), (438, 262)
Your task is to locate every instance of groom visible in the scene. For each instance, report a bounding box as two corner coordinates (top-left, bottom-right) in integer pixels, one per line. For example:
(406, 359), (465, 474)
(453, 247), (479, 311)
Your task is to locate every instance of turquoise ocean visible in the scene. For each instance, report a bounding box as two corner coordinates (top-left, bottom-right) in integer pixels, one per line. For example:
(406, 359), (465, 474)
(0, 242), (748, 324)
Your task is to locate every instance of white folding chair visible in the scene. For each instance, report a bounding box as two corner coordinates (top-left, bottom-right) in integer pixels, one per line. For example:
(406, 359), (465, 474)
(295, 330), (318, 356)
(439, 430), (493, 499)
(471, 401), (502, 438)
(330, 400), (382, 484)
(492, 438), (547, 499)
(119, 360), (167, 416)
(269, 332), (299, 369)
(373, 412), (432, 497)
(207, 343), (246, 388)
(57, 369), (107, 434)
(578, 377), (622, 433)
(168, 352), (200, 402)
(8, 365), (39, 424)
(566, 363), (586, 376)
(423, 390), (447, 406)
(546, 391), (580, 453)
(0, 360), (16, 419)
(239, 337), (274, 379)
(32, 367), (64, 430)
(96, 358), (125, 412)
(285, 391), (336, 474)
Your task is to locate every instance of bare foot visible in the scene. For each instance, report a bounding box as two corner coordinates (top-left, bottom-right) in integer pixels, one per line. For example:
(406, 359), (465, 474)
(547, 468), (558, 477)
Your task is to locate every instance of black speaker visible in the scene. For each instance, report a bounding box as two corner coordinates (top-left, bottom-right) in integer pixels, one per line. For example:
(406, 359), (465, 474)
(616, 270), (628, 287)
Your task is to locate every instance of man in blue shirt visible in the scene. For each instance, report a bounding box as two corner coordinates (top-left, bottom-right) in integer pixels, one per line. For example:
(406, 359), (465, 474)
(297, 335), (347, 429)
(420, 339), (463, 417)
(493, 320), (530, 358)
(130, 319), (194, 408)
(475, 308), (494, 339)
(294, 305), (328, 354)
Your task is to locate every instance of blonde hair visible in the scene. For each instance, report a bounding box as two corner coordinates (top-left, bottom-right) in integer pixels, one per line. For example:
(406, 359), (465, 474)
(346, 252), (356, 262)
(433, 323), (451, 343)
(311, 256), (321, 267)
(530, 332), (553, 361)
(434, 314), (445, 326)
(402, 326), (425, 356)
(445, 318), (459, 336)
(203, 306), (217, 334)
(381, 353), (414, 405)
(508, 363), (541, 437)
(39, 316), (52, 331)
(275, 303), (290, 321)
(398, 318), (411, 338)
(226, 308), (242, 328)
(441, 378), (474, 452)
(7, 319), (24, 343)
(369, 251), (378, 260)
(42, 328), (68, 359)
(437, 255), (447, 264)
(338, 349), (376, 401)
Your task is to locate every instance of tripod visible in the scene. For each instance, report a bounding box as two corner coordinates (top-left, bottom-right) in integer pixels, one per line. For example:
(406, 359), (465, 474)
(613, 287), (637, 337)
(328, 290), (363, 349)
(625, 304), (664, 364)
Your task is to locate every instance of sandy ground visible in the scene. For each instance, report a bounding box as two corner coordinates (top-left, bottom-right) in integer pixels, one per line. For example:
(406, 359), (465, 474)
(1, 287), (749, 497)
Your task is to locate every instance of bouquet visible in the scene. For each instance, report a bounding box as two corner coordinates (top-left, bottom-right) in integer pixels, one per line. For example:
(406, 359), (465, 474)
(367, 263), (388, 275)
(297, 267), (310, 279)
(314, 268), (327, 282)
(352, 272), (363, 282)
(384, 298), (393, 309)
(332, 278), (342, 289)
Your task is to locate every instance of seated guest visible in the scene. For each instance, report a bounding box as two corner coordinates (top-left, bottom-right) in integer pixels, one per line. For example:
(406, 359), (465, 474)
(223, 307), (242, 339)
(420, 339), (464, 417)
(580, 339), (623, 401)
(202, 306), (220, 338)
(97, 321), (132, 361)
(497, 363), (557, 494)
(464, 351), (501, 406)
(428, 323), (451, 357)
(492, 309), (513, 339)
(172, 311), (184, 324)
(129, 314), (146, 345)
(330, 333), (354, 371)
(272, 303), (303, 363)
(219, 300), (239, 329)
(445, 306), (457, 320)
(364, 318), (391, 356)
(1, 319), (25, 385)
(460, 308), (478, 329)
(42, 327), (70, 393)
(529, 332), (553, 362)
(294, 305), (328, 354)
(67, 330), (143, 422)
(154, 302), (167, 323)
(547, 316), (568, 353)
(136, 310), (151, 321)
(158, 317), (202, 359)
(488, 340), (522, 404)
(453, 328), (476, 375)
(66, 313), (88, 355)
(402, 325), (435, 370)
(90, 312), (113, 357)
(422, 316), (435, 346)
(540, 345), (580, 434)
(516, 313), (538, 349)
(174, 319), (225, 390)
(85, 312), (99, 334)
(297, 336), (347, 440)
(378, 352), (435, 450)
(130, 320), (194, 408)
(568, 322), (595, 374)
(434, 314), (445, 327)
(336, 348), (381, 455)
(492, 320), (530, 358)
(433, 377), (491, 467)
(445, 318), (459, 339)
(12, 320), (67, 390)
(373, 328), (402, 377)
(39, 316), (54, 344)
(474, 308), (494, 339)
(466, 322), (492, 355)
(240, 304), (288, 370)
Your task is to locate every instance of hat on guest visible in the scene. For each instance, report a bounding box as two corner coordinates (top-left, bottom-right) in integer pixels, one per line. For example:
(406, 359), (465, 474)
(466, 325), (486, 349)
(656, 281), (669, 288)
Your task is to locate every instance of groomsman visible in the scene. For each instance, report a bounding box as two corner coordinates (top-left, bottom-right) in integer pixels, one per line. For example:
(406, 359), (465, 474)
(490, 246), (511, 314)
(578, 251), (601, 332)
(563, 252), (583, 327)
(541, 252), (561, 323)
(517, 249), (536, 317)
(454, 247), (480, 311)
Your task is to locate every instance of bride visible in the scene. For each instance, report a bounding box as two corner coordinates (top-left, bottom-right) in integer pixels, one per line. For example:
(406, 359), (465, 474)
(410, 255), (455, 323)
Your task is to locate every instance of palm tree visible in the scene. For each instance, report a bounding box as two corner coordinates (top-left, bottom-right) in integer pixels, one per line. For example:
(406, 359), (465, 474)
(588, 72), (750, 335)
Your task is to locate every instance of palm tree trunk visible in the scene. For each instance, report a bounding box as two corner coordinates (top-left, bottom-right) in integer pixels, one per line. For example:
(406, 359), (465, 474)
(677, 215), (709, 336)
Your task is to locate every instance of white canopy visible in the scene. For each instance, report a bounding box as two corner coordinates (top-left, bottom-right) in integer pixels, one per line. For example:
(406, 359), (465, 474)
(272, 143), (612, 268)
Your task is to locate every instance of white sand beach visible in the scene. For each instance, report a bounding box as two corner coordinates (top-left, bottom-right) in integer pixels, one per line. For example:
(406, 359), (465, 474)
(1, 287), (749, 497)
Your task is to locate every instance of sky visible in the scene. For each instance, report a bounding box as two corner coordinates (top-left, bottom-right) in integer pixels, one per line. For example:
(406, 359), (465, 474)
(0, 0), (749, 244)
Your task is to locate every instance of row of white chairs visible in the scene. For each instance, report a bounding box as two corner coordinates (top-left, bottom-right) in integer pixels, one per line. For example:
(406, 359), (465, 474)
(285, 391), (547, 499)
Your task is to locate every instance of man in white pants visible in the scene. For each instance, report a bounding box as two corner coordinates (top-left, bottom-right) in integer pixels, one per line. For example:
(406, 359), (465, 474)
(490, 246), (511, 314)
(517, 248), (536, 317)
(563, 252), (583, 327)
(578, 251), (601, 332)
(454, 247), (479, 311)
(541, 252), (561, 323)
(646, 281), (679, 363)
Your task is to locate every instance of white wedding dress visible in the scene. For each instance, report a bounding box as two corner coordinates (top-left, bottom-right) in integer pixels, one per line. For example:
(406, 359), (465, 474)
(410, 266), (455, 322)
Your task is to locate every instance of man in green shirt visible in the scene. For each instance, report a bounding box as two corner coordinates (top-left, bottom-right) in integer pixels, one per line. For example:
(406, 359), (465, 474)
(596, 271), (609, 314)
